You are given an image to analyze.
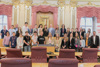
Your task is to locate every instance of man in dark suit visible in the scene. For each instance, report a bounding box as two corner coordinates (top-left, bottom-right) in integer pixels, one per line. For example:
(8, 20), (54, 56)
(91, 31), (99, 48)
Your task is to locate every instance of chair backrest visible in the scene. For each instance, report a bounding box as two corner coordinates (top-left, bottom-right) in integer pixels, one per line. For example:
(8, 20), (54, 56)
(49, 58), (78, 67)
(6, 48), (22, 58)
(31, 47), (47, 63)
(58, 49), (75, 58)
(82, 48), (98, 63)
(94, 65), (100, 67)
(1, 58), (32, 67)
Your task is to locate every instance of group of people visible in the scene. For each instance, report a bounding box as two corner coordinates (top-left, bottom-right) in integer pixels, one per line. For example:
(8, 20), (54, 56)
(0, 22), (99, 52)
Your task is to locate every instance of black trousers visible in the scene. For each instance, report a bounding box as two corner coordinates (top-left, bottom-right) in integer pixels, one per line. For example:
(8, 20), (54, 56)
(91, 45), (97, 48)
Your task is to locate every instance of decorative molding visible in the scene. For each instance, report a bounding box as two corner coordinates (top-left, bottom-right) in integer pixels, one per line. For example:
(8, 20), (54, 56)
(57, 0), (66, 7)
(77, 2), (100, 7)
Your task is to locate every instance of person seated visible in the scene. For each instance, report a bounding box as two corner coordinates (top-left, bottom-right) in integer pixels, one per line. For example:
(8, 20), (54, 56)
(54, 33), (62, 52)
(3, 32), (10, 47)
(9, 32), (17, 48)
(80, 36), (85, 52)
(85, 33), (91, 48)
(17, 33), (23, 51)
(74, 32), (80, 52)
(31, 31), (38, 46)
(37, 31), (45, 44)
(61, 37), (68, 49)
(23, 31), (31, 52)
(68, 33), (75, 49)
(43, 25), (48, 37)
(60, 24), (66, 37)
(46, 33), (54, 45)
(1, 26), (8, 39)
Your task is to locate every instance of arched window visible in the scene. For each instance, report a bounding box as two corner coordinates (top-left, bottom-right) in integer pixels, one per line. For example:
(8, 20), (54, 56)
(0, 15), (7, 31)
(80, 17), (93, 33)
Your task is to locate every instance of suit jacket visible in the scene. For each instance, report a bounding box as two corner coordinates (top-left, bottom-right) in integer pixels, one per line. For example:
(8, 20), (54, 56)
(68, 37), (75, 49)
(48, 28), (55, 37)
(79, 31), (85, 37)
(71, 32), (75, 37)
(1, 29), (8, 39)
(91, 35), (99, 47)
(60, 28), (66, 37)
(61, 39), (68, 49)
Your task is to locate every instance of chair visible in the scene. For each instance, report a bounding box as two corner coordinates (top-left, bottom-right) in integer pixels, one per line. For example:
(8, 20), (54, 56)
(82, 48), (98, 63)
(6, 48), (22, 58)
(31, 47), (47, 63)
(1, 58), (32, 67)
(58, 49), (75, 58)
(49, 58), (78, 67)
(94, 65), (100, 67)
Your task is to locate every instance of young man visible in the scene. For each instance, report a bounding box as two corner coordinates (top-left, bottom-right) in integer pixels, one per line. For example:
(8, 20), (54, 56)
(9, 32), (17, 48)
(14, 24), (19, 32)
(1, 26), (8, 38)
(91, 31), (99, 48)
(37, 31), (45, 44)
(23, 31), (31, 52)
(22, 22), (29, 36)
(9, 25), (16, 36)
(48, 24), (55, 37)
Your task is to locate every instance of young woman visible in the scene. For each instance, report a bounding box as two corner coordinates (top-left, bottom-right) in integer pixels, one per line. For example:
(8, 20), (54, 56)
(3, 32), (10, 47)
(43, 25), (48, 37)
(16, 27), (22, 37)
(60, 24), (66, 37)
(17, 33), (23, 51)
(74, 33), (80, 52)
(80, 35), (85, 52)
(46, 33), (54, 45)
(68, 33), (75, 49)
(85, 33), (91, 48)
(61, 37), (68, 49)
(54, 25), (60, 37)
(31, 31), (38, 46)
(38, 24), (43, 36)
(54, 33), (62, 52)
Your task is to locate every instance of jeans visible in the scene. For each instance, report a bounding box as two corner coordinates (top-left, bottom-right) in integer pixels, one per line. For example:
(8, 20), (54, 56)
(24, 46), (31, 52)
(4, 44), (9, 47)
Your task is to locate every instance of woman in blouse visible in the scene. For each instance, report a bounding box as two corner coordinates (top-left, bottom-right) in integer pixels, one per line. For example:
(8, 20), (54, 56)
(80, 35), (85, 52)
(38, 24), (43, 36)
(43, 25), (48, 37)
(31, 31), (38, 46)
(46, 33), (54, 45)
(74, 32), (80, 52)
(16, 27), (22, 37)
(17, 33), (23, 51)
(54, 33), (62, 52)
(60, 24), (66, 37)
(3, 32), (10, 47)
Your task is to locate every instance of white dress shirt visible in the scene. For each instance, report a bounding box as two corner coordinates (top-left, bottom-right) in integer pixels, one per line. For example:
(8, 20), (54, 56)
(93, 36), (96, 44)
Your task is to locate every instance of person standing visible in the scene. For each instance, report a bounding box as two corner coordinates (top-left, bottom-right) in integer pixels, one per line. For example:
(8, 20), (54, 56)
(17, 33), (23, 51)
(14, 24), (19, 32)
(23, 31), (31, 52)
(71, 28), (75, 37)
(9, 25), (16, 36)
(3, 32), (10, 47)
(1, 26), (8, 39)
(48, 24), (55, 37)
(16, 27), (22, 37)
(91, 31), (99, 48)
(66, 28), (70, 37)
(22, 22), (28, 36)
(28, 25), (33, 36)
(60, 24), (66, 37)
(43, 25), (48, 37)
(33, 24), (38, 33)
(54, 25), (60, 37)
(80, 36), (85, 52)
(9, 32), (17, 48)
(85, 33), (91, 48)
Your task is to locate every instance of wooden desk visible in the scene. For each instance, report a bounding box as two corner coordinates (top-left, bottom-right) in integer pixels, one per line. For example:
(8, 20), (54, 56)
(32, 63), (100, 67)
(0, 39), (3, 47)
